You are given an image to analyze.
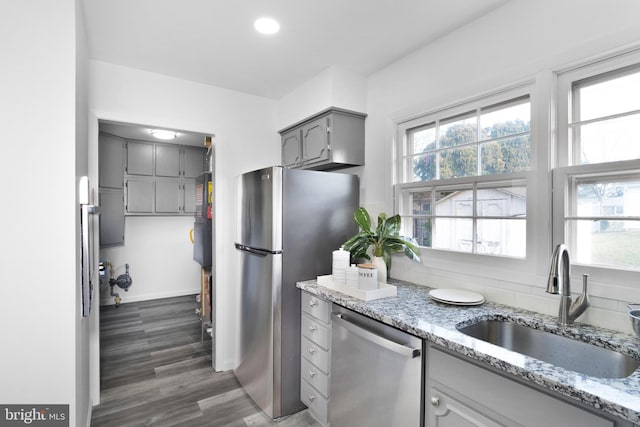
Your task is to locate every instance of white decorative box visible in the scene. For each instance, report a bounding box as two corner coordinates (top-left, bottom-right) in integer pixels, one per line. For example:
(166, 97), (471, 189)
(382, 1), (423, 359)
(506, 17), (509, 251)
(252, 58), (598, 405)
(316, 275), (397, 301)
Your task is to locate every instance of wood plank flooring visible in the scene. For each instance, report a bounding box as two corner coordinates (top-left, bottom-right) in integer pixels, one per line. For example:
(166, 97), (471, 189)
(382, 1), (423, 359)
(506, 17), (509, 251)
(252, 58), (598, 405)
(91, 295), (320, 427)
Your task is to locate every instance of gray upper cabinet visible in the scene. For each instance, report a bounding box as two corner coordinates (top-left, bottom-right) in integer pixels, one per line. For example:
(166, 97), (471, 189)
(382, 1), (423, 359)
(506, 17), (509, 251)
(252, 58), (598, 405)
(301, 117), (330, 165)
(124, 141), (206, 216)
(155, 144), (181, 177)
(126, 179), (154, 213)
(99, 187), (125, 247)
(99, 133), (126, 246)
(279, 107), (366, 171)
(126, 141), (154, 176)
(155, 180), (182, 213)
(101, 136), (206, 218)
(281, 129), (302, 168)
(183, 179), (197, 214)
(99, 133), (125, 189)
(184, 146), (206, 178)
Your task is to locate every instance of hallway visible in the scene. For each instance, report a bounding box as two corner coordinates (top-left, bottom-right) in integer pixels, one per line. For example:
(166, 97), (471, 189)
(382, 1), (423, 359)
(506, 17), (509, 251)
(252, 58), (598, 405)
(91, 295), (318, 426)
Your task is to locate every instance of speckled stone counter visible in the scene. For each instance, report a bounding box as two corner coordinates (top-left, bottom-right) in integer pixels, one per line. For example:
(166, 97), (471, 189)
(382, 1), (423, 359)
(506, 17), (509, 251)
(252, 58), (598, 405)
(297, 279), (640, 424)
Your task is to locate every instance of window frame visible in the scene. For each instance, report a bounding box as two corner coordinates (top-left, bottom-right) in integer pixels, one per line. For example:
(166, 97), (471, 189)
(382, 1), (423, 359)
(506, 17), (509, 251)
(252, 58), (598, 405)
(395, 83), (535, 262)
(554, 49), (640, 283)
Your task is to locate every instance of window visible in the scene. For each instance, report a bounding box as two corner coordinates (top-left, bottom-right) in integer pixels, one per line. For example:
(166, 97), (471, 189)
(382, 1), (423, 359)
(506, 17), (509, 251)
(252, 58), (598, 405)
(396, 89), (532, 258)
(556, 54), (640, 272)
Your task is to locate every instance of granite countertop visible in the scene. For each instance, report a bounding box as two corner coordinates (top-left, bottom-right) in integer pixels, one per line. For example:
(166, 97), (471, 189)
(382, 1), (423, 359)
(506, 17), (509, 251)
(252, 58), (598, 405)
(297, 279), (640, 424)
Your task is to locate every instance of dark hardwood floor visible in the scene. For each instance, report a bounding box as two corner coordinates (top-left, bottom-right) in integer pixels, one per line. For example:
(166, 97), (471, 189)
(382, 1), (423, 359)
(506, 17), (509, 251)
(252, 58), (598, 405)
(91, 295), (319, 427)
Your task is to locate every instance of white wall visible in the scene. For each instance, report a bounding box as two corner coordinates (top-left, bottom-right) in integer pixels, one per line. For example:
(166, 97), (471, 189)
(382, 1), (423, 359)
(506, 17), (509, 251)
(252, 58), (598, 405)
(89, 61), (280, 374)
(278, 66), (367, 129)
(100, 217), (200, 304)
(363, 0), (640, 333)
(0, 1), (85, 426)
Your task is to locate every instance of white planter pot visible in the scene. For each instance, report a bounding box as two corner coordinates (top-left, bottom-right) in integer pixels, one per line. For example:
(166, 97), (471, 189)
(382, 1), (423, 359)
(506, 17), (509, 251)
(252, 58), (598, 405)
(372, 256), (387, 285)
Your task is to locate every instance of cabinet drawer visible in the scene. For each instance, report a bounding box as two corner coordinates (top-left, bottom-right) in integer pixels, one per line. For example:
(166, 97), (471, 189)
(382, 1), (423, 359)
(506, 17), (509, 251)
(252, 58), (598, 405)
(302, 313), (330, 350)
(302, 292), (331, 323)
(301, 357), (329, 398)
(301, 377), (329, 425)
(301, 336), (329, 374)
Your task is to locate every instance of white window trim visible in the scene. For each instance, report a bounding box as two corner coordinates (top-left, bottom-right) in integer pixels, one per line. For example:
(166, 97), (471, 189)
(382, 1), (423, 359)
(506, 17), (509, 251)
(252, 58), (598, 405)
(554, 49), (640, 289)
(394, 82), (539, 275)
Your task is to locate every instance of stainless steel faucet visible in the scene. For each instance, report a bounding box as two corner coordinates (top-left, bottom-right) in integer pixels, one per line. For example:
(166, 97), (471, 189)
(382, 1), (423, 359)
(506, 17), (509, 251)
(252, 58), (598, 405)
(546, 244), (589, 326)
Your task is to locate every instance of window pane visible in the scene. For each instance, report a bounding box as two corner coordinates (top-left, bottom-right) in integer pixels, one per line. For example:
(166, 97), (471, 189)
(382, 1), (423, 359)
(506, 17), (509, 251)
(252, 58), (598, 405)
(572, 113), (640, 164)
(410, 217), (432, 247)
(411, 153), (436, 181)
(409, 124), (436, 155)
(433, 218), (473, 252)
(571, 219), (640, 270)
(434, 188), (472, 216)
(480, 100), (530, 140)
(439, 146), (477, 179)
(409, 190), (432, 215)
(576, 69), (640, 122)
(476, 186), (526, 217)
(439, 113), (477, 148)
(480, 136), (531, 175)
(575, 177), (640, 217)
(477, 219), (526, 257)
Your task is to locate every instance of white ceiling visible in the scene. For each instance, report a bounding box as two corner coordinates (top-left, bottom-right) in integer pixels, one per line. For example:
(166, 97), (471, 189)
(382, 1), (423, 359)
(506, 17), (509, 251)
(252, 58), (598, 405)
(83, 0), (509, 100)
(100, 121), (209, 146)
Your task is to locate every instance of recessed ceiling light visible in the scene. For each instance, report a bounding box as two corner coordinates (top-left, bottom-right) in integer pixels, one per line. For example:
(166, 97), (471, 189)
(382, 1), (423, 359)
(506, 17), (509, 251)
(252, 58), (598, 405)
(254, 17), (280, 35)
(150, 129), (177, 140)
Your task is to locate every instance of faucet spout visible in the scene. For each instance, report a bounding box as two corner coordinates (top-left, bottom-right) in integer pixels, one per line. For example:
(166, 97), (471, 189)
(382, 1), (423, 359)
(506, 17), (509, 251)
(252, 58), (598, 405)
(546, 244), (590, 326)
(546, 244), (570, 296)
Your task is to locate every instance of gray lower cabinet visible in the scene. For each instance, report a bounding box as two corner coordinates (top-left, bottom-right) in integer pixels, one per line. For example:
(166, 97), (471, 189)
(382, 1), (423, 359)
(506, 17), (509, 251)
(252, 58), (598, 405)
(427, 345), (624, 427)
(280, 107), (366, 171)
(300, 291), (332, 426)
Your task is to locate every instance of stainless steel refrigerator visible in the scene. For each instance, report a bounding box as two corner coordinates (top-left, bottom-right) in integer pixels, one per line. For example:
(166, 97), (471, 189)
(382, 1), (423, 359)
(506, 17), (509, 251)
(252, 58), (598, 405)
(234, 166), (359, 420)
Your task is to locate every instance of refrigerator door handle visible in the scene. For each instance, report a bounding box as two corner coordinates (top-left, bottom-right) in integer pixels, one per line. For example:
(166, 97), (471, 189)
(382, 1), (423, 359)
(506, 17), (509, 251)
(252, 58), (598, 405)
(332, 313), (421, 358)
(234, 243), (281, 256)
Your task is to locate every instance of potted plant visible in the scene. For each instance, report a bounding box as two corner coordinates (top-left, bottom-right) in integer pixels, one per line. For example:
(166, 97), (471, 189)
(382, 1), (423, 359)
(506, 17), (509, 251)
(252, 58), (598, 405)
(342, 207), (421, 283)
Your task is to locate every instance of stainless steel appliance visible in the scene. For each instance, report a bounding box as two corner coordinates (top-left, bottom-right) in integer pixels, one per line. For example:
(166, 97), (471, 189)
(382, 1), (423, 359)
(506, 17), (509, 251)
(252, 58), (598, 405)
(330, 305), (423, 426)
(234, 166), (359, 420)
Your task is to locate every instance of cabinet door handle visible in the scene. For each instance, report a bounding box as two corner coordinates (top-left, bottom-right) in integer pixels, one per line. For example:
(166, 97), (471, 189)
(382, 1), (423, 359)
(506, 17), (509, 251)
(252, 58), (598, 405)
(309, 299), (318, 307)
(308, 347), (316, 355)
(308, 394), (316, 402)
(309, 370), (316, 378)
(309, 325), (317, 333)
(430, 396), (440, 407)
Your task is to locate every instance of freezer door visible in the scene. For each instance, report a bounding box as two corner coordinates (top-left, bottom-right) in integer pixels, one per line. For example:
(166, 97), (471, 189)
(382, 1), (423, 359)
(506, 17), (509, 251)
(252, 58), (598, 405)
(234, 245), (283, 419)
(237, 166), (282, 252)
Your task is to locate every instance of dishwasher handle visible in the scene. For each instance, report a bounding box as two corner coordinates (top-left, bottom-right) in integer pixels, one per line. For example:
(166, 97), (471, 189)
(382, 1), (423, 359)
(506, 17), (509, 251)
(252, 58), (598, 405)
(332, 313), (421, 358)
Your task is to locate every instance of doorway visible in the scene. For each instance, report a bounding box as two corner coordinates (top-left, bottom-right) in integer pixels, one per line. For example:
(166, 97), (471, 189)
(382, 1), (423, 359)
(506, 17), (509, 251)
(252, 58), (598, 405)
(91, 119), (216, 405)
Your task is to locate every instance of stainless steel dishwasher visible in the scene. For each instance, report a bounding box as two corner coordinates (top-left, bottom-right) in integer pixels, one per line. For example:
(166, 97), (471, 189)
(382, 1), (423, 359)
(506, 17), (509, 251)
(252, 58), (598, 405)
(329, 306), (423, 427)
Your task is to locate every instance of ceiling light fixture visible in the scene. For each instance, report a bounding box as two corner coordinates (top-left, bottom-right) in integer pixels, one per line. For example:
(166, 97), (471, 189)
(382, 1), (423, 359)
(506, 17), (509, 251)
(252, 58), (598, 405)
(150, 129), (177, 140)
(254, 17), (280, 35)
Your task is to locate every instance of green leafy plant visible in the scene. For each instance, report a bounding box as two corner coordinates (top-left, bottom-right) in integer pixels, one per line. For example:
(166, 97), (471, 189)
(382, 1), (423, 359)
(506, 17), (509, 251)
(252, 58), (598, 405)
(342, 207), (421, 273)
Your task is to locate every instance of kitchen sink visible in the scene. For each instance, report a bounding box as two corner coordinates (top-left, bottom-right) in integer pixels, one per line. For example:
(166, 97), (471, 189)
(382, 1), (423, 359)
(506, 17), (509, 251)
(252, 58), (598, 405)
(457, 319), (640, 379)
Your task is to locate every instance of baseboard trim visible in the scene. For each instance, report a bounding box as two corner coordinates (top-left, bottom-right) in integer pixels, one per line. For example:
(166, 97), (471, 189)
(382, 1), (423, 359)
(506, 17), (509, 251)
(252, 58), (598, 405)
(100, 288), (200, 306)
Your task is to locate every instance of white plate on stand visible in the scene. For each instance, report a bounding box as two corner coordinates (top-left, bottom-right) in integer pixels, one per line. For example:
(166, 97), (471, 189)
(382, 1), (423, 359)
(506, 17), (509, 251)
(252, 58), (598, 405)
(429, 288), (485, 306)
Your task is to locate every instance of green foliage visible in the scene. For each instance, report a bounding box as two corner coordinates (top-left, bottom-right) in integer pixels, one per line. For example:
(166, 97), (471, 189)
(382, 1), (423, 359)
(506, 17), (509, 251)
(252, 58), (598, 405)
(343, 207), (421, 273)
(413, 120), (530, 181)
